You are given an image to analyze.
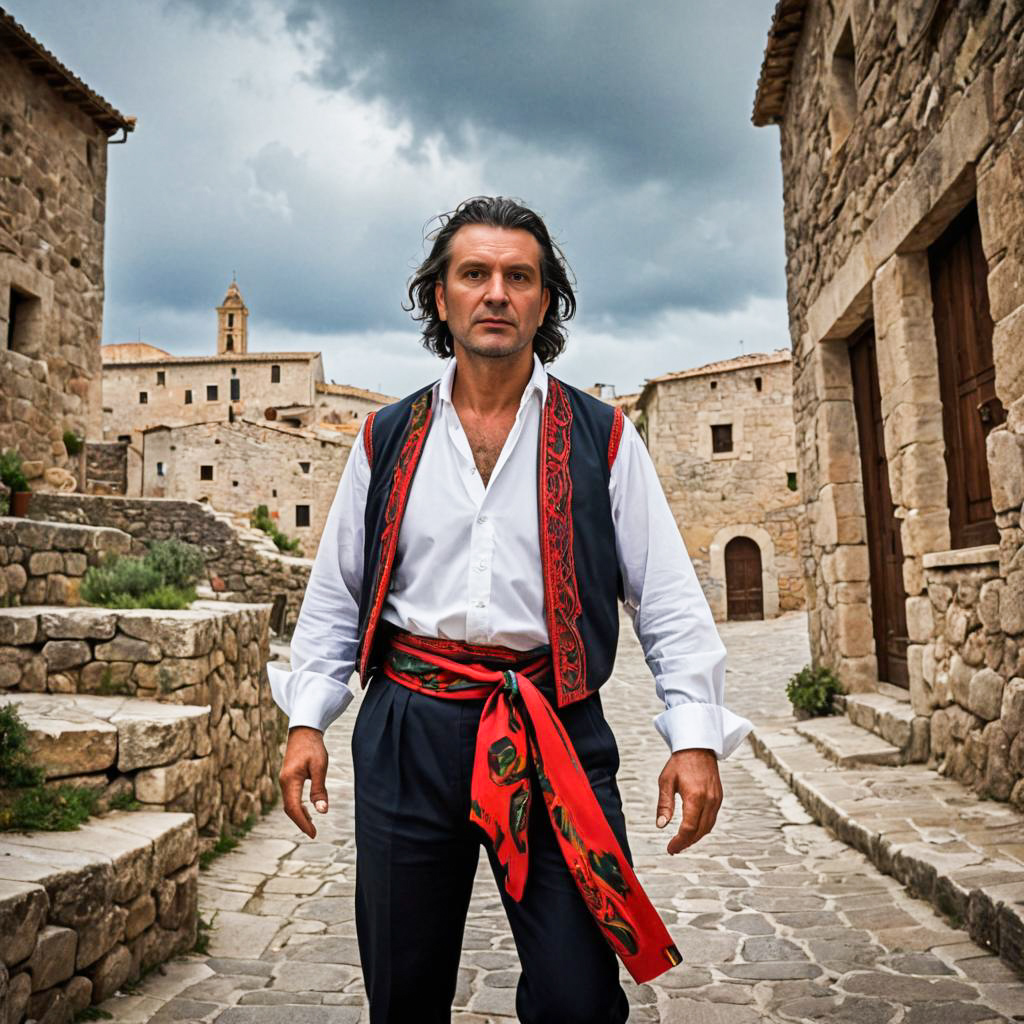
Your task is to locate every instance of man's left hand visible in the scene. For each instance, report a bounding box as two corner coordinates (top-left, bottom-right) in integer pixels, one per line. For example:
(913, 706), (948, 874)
(656, 748), (723, 855)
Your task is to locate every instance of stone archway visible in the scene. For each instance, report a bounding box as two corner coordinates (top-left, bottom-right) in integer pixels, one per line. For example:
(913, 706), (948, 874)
(708, 524), (780, 621)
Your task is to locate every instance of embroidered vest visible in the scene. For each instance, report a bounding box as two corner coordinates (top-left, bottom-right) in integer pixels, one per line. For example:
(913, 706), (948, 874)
(355, 375), (626, 707)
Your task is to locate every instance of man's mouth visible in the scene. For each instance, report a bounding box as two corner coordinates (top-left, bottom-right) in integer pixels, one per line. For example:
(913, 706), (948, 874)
(477, 318), (512, 326)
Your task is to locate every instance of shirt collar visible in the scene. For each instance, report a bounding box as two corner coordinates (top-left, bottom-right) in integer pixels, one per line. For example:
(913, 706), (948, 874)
(438, 352), (549, 409)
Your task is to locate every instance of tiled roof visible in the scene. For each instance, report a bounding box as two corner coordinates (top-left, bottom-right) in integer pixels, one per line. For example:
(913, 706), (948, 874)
(101, 346), (320, 367)
(315, 380), (395, 404)
(644, 349), (792, 386)
(751, 0), (809, 127)
(0, 6), (135, 136)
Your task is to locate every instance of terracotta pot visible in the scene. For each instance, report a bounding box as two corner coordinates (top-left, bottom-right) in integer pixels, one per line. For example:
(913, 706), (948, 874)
(10, 491), (31, 517)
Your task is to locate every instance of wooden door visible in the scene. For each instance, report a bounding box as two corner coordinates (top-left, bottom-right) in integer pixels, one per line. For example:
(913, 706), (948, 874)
(929, 200), (1004, 548)
(849, 323), (910, 687)
(725, 536), (764, 620)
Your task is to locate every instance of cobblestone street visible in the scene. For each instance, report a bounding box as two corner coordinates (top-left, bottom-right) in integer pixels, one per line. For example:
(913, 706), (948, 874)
(100, 611), (1024, 1022)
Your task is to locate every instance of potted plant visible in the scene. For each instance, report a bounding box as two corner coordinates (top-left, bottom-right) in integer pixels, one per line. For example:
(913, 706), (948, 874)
(0, 450), (32, 517)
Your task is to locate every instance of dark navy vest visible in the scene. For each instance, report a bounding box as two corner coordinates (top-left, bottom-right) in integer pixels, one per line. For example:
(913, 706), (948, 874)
(355, 374), (626, 707)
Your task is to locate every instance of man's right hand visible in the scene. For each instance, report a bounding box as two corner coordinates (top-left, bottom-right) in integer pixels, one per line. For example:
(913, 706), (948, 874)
(279, 725), (330, 839)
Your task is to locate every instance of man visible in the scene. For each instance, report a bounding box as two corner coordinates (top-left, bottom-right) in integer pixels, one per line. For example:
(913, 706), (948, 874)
(268, 196), (753, 1023)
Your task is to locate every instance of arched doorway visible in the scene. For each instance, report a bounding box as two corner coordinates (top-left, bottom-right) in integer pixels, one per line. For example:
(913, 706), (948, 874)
(725, 536), (764, 620)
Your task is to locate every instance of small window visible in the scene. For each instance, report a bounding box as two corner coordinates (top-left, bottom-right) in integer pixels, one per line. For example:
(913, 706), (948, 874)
(787, 471), (798, 492)
(272, 489), (277, 497)
(86, 140), (96, 171)
(299, 461), (310, 474)
(228, 312), (235, 327)
(184, 389), (193, 404)
(829, 19), (857, 151)
(754, 376), (762, 392)
(230, 366), (237, 376)
(232, 480), (238, 487)
(139, 391), (148, 404)
(206, 384), (218, 401)
(156, 370), (165, 386)
(712, 424), (733, 453)
(200, 465), (213, 481)
(271, 364), (281, 383)
(226, 335), (234, 351)
(230, 378), (240, 401)
(295, 504), (310, 528)
(6, 286), (41, 354)
(156, 461), (165, 477)
(117, 434), (131, 443)
(710, 380), (717, 390)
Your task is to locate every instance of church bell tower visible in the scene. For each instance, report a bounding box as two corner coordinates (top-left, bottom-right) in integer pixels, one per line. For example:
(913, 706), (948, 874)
(217, 278), (248, 355)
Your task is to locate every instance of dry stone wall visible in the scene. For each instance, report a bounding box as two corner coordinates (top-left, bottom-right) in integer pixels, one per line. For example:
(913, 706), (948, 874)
(0, 812), (198, 1023)
(27, 492), (313, 630)
(0, 602), (284, 835)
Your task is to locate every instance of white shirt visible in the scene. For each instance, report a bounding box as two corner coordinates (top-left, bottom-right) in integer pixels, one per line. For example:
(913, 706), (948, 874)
(267, 354), (753, 759)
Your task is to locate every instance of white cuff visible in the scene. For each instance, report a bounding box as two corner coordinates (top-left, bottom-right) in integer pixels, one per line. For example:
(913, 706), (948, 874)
(653, 702), (754, 760)
(267, 662), (355, 733)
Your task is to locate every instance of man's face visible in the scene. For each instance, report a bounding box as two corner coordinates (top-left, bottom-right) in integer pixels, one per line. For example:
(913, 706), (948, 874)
(435, 224), (551, 360)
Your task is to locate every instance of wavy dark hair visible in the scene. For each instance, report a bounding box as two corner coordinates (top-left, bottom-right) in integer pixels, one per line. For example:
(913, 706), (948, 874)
(404, 196), (576, 364)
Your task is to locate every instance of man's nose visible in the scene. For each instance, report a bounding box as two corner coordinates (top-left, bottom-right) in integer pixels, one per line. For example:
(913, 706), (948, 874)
(483, 271), (509, 304)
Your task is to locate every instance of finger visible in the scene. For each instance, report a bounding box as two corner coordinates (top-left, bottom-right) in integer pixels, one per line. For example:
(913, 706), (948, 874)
(656, 773), (676, 829)
(668, 787), (704, 855)
(280, 770), (316, 839)
(309, 751), (330, 814)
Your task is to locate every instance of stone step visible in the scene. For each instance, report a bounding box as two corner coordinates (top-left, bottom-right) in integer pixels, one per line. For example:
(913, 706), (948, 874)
(841, 687), (930, 762)
(749, 721), (1024, 976)
(0, 811), (198, 1022)
(0, 692), (210, 779)
(794, 713), (905, 766)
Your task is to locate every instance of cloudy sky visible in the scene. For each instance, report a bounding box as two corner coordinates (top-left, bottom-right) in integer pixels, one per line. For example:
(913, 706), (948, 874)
(13, 0), (787, 396)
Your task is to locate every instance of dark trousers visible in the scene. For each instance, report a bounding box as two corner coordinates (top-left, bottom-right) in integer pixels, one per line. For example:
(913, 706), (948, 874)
(351, 671), (632, 1024)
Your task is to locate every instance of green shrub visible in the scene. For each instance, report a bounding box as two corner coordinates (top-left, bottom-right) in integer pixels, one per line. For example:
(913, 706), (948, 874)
(0, 705), (97, 831)
(144, 538), (205, 588)
(63, 430), (84, 457)
(0, 449), (29, 493)
(785, 664), (841, 717)
(80, 538), (204, 610)
(250, 503), (303, 555)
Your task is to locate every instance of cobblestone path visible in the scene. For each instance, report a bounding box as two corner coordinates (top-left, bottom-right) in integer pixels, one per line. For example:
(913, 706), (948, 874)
(102, 611), (1024, 1022)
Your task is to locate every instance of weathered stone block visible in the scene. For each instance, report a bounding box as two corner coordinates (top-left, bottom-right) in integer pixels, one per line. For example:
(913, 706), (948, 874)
(39, 609), (117, 640)
(113, 702), (209, 772)
(93, 634), (161, 663)
(26, 925), (76, 991)
(0, 880), (48, 967)
(1002, 570), (1024, 636)
(905, 596), (934, 642)
(41, 640), (90, 672)
(122, 893), (156, 941)
(87, 943), (131, 1004)
(988, 429), (1024, 514)
(0, 611), (38, 645)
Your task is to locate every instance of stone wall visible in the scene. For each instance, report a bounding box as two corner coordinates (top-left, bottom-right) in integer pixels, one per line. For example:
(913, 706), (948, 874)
(0, 602), (283, 834)
(1, 516), (131, 607)
(0, 812), (198, 1023)
(0, 44), (113, 457)
(639, 353), (805, 620)
(86, 440), (128, 495)
(26, 493), (313, 631)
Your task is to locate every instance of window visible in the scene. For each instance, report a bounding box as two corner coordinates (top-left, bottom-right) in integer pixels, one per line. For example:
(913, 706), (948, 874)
(117, 434), (131, 443)
(295, 504), (310, 527)
(787, 471), (798, 492)
(829, 19), (857, 152)
(754, 376), (762, 392)
(156, 462), (165, 477)
(232, 480), (238, 487)
(6, 286), (41, 353)
(230, 378), (240, 401)
(156, 370), (165, 386)
(710, 380), (717, 390)
(185, 389), (193, 405)
(271, 364), (281, 383)
(226, 335), (233, 351)
(299, 461), (310, 474)
(200, 465), (213, 481)
(206, 384), (218, 401)
(139, 391), (148, 404)
(272, 489), (277, 497)
(712, 424), (733, 453)
(228, 312), (235, 327)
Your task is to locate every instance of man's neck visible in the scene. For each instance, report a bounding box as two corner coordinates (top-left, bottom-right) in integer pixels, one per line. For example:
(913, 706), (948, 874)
(450, 346), (536, 418)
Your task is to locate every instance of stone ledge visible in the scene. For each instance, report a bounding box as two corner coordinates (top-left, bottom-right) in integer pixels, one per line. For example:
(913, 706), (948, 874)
(794, 714), (904, 766)
(750, 722), (1024, 976)
(843, 690), (930, 761)
(0, 812), (198, 1023)
(923, 545), (1001, 570)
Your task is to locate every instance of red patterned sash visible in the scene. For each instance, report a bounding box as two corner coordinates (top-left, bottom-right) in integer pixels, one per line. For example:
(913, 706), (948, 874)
(381, 630), (683, 984)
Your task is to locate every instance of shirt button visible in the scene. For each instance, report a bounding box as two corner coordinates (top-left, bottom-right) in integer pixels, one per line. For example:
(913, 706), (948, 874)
(477, 515), (487, 525)
(474, 600), (486, 608)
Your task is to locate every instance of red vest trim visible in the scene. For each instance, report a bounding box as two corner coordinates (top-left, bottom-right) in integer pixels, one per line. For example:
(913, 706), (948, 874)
(607, 407), (625, 469)
(357, 391), (432, 680)
(363, 411), (377, 468)
(539, 377), (587, 707)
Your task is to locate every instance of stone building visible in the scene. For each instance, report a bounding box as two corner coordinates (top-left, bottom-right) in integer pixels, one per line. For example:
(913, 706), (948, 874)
(141, 417), (351, 554)
(0, 8), (134, 485)
(753, 1), (1024, 799)
(637, 350), (805, 621)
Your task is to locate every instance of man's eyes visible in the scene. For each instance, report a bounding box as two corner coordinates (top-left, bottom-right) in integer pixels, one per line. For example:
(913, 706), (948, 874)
(463, 269), (530, 281)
